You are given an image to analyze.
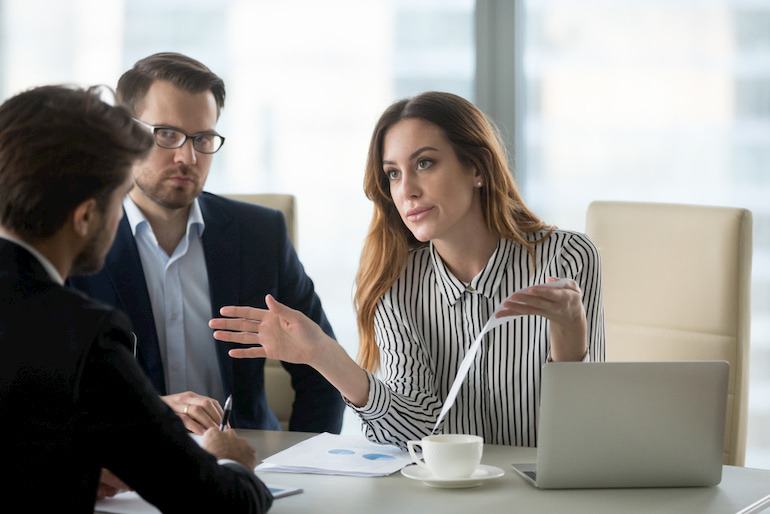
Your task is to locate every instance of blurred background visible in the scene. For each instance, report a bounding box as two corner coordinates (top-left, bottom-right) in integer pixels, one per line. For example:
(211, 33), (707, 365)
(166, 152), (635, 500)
(2, 0), (767, 468)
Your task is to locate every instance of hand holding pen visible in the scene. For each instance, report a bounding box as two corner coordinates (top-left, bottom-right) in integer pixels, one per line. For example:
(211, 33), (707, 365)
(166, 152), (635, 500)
(219, 394), (233, 431)
(201, 395), (257, 470)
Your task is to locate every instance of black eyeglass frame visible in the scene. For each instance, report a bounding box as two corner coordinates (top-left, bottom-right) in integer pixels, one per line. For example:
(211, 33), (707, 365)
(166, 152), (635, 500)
(133, 118), (225, 154)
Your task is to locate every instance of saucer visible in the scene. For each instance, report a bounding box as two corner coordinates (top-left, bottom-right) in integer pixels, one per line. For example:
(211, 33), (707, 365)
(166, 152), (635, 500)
(401, 464), (504, 489)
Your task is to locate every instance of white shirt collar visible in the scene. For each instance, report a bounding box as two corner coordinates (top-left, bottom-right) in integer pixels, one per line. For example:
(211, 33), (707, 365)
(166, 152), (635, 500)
(123, 195), (205, 237)
(429, 238), (509, 306)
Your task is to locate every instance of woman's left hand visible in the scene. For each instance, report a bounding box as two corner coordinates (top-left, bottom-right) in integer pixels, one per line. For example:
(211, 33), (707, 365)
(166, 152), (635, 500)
(496, 277), (587, 361)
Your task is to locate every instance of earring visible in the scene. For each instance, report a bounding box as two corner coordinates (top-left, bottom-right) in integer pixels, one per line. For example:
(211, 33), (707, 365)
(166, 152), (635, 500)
(476, 181), (482, 187)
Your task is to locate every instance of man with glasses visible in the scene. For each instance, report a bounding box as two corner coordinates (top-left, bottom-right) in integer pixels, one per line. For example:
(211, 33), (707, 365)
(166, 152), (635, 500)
(69, 53), (344, 434)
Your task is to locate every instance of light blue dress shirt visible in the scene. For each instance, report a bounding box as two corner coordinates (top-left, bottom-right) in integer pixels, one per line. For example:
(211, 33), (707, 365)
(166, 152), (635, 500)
(124, 196), (226, 405)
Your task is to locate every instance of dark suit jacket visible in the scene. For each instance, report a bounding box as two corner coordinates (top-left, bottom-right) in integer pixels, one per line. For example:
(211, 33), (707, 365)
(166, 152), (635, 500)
(68, 192), (344, 432)
(0, 239), (272, 512)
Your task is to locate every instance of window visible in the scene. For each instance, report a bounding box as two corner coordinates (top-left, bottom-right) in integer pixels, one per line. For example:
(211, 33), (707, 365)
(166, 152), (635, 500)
(482, 0), (770, 468)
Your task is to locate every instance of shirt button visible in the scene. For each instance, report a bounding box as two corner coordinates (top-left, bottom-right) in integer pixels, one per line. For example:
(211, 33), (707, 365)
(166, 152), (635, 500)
(170, 312), (178, 321)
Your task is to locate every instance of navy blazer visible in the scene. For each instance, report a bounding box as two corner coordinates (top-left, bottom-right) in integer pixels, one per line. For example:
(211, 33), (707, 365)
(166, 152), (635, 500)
(68, 192), (344, 432)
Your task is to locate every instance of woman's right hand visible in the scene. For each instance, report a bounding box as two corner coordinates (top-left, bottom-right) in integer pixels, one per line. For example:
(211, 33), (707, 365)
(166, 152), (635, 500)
(209, 294), (330, 366)
(210, 294), (372, 407)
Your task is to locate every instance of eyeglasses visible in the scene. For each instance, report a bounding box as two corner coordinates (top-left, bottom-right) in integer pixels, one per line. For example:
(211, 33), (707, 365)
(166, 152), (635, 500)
(133, 118), (225, 154)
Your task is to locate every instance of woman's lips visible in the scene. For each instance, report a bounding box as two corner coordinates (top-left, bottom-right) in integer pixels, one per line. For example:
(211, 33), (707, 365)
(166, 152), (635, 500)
(406, 206), (433, 222)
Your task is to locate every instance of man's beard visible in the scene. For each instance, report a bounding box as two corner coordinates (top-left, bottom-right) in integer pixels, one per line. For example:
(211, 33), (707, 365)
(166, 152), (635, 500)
(135, 165), (201, 210)
(70, 221), (110, 276)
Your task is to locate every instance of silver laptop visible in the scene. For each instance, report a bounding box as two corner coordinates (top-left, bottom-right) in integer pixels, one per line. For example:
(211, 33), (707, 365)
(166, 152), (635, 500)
(512, 361), (728, 489)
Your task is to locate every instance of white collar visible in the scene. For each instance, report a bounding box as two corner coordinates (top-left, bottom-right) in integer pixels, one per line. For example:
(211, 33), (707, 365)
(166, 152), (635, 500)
(123, 195), (205, 237)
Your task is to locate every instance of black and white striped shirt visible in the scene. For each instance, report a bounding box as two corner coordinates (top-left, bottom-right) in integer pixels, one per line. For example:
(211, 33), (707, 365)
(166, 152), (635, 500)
(351, 230), (605, 449)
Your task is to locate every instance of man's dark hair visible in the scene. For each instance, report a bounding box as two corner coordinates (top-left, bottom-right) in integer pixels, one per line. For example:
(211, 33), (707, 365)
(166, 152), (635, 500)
(0, 85), (154, 239)
(117, 52), (226, 117)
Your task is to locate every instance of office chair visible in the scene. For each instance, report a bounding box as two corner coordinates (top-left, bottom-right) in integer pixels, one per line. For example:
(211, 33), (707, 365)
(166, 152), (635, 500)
(585, 201), (752, 466)
(222, 193), (297, 431)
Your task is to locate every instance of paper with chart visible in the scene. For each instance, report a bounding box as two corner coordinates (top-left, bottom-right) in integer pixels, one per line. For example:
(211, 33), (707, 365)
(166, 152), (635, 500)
(432, 278), (569, 434)
(257, 432), (412, 476)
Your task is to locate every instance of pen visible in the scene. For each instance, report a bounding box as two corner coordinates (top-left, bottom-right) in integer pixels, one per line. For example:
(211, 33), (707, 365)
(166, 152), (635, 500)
(219, 395), (233, 431)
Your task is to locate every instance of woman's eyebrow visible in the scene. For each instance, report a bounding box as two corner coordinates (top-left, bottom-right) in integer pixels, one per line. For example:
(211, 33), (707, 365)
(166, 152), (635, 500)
(383, 146), (438, 165)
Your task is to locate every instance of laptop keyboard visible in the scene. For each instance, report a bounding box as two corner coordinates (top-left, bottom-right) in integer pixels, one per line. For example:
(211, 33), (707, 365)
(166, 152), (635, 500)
(524, 471), (537, 480)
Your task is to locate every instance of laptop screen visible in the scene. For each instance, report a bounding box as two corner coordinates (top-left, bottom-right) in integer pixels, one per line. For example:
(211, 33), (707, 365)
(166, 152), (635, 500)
(515, 361), (728, 489)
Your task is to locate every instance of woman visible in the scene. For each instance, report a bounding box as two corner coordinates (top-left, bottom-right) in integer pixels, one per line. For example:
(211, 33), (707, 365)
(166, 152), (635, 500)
(210, 92), (605, 449)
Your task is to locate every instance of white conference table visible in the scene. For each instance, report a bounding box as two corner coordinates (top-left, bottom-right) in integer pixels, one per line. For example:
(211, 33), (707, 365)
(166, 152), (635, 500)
(243, 429), (770, 514)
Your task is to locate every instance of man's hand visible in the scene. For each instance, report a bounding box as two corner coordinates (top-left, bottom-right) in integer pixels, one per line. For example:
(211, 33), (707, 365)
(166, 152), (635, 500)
(96, 468), (130, 500)
(201, 427), (258, 471)
(162, 391), (224, 435)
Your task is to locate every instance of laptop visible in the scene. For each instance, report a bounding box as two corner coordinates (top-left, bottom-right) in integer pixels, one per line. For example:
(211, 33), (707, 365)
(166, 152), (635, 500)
(512, 361), (729, 489)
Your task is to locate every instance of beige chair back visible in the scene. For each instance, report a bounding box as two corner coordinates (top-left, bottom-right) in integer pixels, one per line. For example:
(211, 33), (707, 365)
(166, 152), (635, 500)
(585, 201), (752, 466)
(223, 193), (297, 249)
(221, 193), (297, 430)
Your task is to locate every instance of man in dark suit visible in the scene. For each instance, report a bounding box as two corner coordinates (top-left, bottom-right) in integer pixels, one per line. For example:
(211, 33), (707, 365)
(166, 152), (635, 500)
(0, 85), (272, 512)
(68, 52), (344, 434)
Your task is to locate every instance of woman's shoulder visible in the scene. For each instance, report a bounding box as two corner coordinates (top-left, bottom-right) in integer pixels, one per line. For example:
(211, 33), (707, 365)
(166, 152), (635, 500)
(524, 227), (597, 248)
(543, 229), (601, 267)
(555, 228), (598, 250)
(515, 229), (600, 266)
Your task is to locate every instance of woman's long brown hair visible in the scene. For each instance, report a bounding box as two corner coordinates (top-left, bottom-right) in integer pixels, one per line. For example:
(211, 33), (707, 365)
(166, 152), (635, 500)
(354, 92), (552, 373)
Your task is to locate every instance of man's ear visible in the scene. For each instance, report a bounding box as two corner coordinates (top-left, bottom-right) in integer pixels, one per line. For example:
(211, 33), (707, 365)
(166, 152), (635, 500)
(70, 198), (99, 238)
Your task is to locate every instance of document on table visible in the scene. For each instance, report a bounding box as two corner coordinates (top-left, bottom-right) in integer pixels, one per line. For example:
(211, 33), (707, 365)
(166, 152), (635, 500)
(257, 432), (411, 477)
(432, 278), (570, 434)
(96, 484), (302, 514)
(96, 492), (158, 514)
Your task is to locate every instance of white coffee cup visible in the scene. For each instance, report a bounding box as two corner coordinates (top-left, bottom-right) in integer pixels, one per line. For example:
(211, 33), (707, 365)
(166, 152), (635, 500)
(407, 434), (483, 479)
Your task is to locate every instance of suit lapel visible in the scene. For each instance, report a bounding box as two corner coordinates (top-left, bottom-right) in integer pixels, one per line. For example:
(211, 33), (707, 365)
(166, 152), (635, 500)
(199, 194), (241, 396)
(104, 215), (167, 393)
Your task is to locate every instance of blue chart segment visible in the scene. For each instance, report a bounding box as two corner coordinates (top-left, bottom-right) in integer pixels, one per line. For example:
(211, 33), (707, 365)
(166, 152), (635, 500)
(328, 449), (356, 455)
(328, 449), (396, 461)
(362, 454), (396, 461)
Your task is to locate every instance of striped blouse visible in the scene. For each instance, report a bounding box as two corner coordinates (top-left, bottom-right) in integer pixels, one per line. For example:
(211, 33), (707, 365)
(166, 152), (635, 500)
(350, 230), (605, 449)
